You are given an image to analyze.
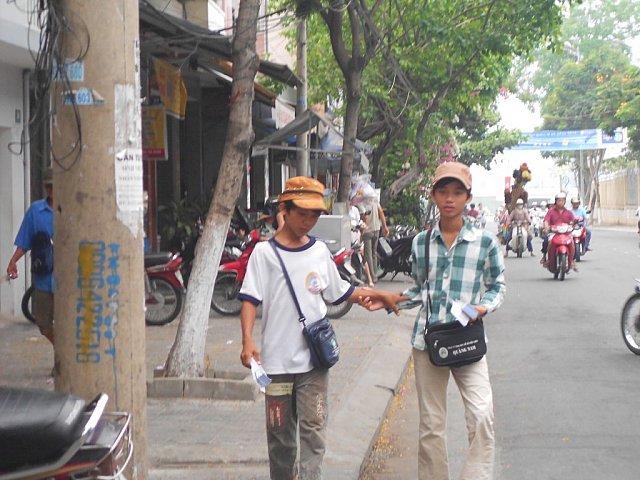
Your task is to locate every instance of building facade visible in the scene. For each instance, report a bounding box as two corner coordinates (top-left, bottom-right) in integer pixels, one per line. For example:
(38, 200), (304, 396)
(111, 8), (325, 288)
(0, 3), (39, 314)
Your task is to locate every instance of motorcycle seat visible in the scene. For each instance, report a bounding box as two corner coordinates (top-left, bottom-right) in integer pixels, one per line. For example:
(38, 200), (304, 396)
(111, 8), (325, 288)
(0, 387), (87, 471)
(144, 251), (174, 268)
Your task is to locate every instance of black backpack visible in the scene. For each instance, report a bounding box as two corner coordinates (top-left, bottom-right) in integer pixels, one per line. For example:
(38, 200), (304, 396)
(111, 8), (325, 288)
(31, 231), (54, 274)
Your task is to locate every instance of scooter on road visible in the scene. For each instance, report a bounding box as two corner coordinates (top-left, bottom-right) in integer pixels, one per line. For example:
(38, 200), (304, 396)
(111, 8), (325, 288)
(620, 279), (640, 355)
(507, 220), (528, 258)
(544, 223), (574, 281)
(572, 216), (587, 262)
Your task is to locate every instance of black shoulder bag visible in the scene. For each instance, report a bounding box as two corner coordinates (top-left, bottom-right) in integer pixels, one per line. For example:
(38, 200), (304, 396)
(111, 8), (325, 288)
(269, 240), (340, 369)
(422, 230), (487, 367)
(31, 231), (54, 275)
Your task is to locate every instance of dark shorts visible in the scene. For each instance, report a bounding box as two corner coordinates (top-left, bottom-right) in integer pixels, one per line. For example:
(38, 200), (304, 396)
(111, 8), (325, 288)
(32, 289), (54, 336)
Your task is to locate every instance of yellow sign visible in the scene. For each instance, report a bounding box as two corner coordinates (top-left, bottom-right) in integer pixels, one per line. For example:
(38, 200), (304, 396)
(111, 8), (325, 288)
(142, 106), (167, 160)
(152, 58), (187, 119)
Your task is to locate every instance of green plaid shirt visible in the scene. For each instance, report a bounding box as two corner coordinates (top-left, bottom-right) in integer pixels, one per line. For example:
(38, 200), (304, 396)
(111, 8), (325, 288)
(403, 220), (506, 351)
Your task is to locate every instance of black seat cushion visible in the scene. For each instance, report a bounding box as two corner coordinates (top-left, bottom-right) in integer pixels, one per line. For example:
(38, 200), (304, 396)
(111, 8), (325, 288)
(0, 387), (87, 471)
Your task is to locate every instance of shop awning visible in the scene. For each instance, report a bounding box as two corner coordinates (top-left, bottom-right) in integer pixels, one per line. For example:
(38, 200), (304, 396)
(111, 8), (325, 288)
(255, 110), (325, 146)
(139, 1), (301, 87)
(253, 109), (371, 172)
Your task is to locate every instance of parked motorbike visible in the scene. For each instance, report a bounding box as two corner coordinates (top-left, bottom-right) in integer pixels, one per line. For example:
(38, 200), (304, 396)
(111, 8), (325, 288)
(545, 223), (574, 281)
(210, 229), (262, 316)
(144, 252), (185, 325)
(388, 224), (417, 241)
(507, 220), (528, 258)
(377, 234), (415, 280)
(20, 252), (185, 327)
(572, 216), (587, 262)
(620, 279), (640, 355)
(0, 388), (132, 480)
(211, 230), (360, 319)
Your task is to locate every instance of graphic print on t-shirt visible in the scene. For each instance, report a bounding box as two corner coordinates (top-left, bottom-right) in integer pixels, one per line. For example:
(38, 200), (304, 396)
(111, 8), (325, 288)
(305, 271), (322, 294)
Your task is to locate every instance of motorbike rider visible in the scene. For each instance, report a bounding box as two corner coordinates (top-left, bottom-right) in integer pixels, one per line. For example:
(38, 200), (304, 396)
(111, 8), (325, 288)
(541, 192), (576, 270)
(467, 202), (480, 219)
(569, 197), (592, 251)
(506, 198), (534, 256)
(477, 202), (488, 228)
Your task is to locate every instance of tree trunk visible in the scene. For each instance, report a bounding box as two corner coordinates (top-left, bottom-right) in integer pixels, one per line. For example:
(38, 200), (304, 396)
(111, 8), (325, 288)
(164, 0), (260, 377)
(589, 150), (604, 224)
(338, 74), (361, 202)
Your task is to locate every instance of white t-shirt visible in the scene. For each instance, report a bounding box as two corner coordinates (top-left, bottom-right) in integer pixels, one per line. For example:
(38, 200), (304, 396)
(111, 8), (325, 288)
(363, 199), (381, 233)
(238, 238), (354, 375)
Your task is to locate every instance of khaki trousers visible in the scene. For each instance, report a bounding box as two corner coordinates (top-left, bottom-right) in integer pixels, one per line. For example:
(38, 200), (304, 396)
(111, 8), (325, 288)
(413, 348), (495, 480)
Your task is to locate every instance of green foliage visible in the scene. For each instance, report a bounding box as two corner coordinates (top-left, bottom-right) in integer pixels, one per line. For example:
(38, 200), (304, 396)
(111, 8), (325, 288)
(271, 0), (571, 206)
(515, 0), (639, 104)
(361, 0), (567, 189)
(601, 152), (638, 174)
(539, 39), (640, 157)
(457, 128), (525, 166)
(158, 197), (207, 248)
(256, 73), (287, 97)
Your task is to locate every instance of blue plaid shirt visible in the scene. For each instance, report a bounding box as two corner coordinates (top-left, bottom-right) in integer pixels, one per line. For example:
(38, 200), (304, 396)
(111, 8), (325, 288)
(403, 221), (506, 351)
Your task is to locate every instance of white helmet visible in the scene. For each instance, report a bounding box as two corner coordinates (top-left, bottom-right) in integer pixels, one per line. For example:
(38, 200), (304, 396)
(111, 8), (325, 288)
(531, 201), (538, 207)
(555, 191), (567, 200)
(540, 201), (547, 208)
(571, 197), (580, 204)
(515, 198), (524, 206)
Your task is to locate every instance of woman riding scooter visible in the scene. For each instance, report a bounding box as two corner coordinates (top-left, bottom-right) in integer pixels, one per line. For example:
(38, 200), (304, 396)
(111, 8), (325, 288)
(541, 192), (576, 271)
(506, 198), (534, 256)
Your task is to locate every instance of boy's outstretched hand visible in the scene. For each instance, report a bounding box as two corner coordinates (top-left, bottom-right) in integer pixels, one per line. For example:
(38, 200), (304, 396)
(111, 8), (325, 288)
(352, 288), (409, 315)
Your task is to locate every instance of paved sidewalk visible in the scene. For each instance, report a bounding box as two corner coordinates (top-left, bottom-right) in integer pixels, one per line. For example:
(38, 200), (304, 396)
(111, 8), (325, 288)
(0, 277), (417, 479)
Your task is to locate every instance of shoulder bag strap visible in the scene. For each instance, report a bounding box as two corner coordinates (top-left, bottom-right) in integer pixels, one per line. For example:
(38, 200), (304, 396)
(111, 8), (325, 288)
(422, 229), (433, 337)
(268, 239), (307, 326)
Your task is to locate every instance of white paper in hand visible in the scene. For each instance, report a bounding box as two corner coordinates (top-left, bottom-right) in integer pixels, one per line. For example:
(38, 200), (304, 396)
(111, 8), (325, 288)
(250, 358), (271, 393)
(451, 300), (470, 326)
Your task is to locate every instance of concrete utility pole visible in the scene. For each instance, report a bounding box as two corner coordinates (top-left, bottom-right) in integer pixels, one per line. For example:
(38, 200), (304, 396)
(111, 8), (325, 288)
(51, 0), (147, 477)
(296, 15), (309, 176)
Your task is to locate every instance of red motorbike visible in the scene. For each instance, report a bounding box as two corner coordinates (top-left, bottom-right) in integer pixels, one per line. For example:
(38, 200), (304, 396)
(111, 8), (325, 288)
(144, 252), (185, 325)
(210, 229), (262, 315)
(210, 232), (360, 318)
(546, 223), (575, 281)
(572, 216), (587, 262)
(20, 253), (185, 327)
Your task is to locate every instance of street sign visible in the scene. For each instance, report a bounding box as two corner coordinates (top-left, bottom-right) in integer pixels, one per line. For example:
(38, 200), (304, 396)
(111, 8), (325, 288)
(510, 128), (625, 151)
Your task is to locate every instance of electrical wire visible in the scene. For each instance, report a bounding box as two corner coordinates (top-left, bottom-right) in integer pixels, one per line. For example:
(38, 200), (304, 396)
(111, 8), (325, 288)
(8, 0), (88, 170)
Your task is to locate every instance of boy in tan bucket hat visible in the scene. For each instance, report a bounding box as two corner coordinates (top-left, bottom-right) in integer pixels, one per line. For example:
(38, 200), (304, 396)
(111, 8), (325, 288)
(239, 176), (407, 479)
